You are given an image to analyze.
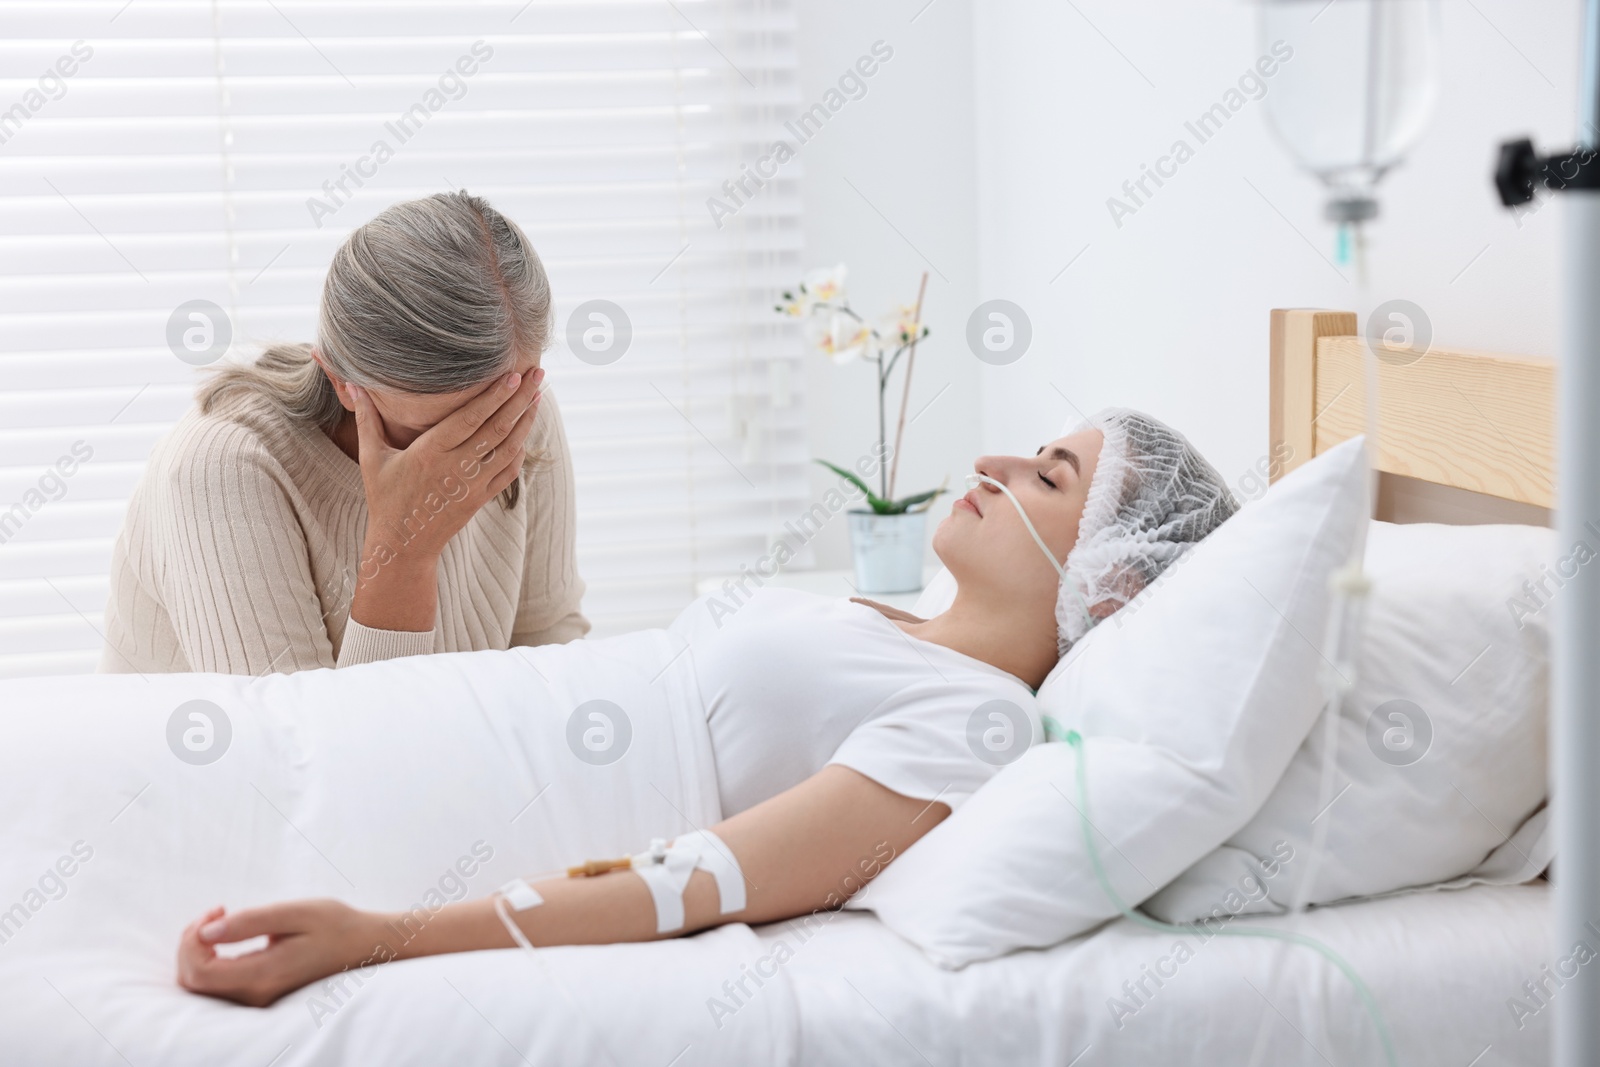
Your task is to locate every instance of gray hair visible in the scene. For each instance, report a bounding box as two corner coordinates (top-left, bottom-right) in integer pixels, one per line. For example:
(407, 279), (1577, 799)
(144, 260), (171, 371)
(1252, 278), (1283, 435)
(198, 191), (553, 506)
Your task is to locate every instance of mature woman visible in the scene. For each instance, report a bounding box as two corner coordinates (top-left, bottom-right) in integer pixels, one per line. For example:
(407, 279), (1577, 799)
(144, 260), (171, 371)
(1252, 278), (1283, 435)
(100, 193), (586, 675)
(175, 409), (1238, 1007)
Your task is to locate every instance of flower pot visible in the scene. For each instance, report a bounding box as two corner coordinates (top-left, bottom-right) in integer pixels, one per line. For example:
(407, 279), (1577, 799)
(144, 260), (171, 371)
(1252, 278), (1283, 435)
(847, 510), (927, 594)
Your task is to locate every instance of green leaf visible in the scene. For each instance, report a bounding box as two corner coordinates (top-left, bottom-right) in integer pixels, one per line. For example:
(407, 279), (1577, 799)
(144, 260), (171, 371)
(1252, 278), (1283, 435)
(815, 461), (947, 515)
(891, 486), (947, 512)
(814, 459), (890, 512)
(819, 460), (908, 511)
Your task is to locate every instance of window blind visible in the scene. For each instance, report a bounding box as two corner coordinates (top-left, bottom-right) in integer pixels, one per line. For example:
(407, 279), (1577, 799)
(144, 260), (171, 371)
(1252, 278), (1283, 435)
(0, 0), (807, 676)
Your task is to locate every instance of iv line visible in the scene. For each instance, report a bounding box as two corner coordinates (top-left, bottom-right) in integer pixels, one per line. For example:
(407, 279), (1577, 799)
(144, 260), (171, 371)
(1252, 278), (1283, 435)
(1049, 719), (1399, 1067)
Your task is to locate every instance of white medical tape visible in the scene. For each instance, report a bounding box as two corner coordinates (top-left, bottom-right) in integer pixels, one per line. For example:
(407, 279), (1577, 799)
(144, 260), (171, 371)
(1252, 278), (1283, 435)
(675, 829), (747, 915)
(494, 877), (544, 952)
(628, 832), (748, 934)
(631, 837), (698, 934)
(499, 878), (545, 912)
(633, 863), (687, 934)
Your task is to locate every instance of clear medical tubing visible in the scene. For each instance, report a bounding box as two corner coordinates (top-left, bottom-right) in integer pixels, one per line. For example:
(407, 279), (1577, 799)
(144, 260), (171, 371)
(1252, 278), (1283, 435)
(965, 473), (1094, 629)
(1237, 340), (1381, 1067)
(1054, 724), (1399, 1067)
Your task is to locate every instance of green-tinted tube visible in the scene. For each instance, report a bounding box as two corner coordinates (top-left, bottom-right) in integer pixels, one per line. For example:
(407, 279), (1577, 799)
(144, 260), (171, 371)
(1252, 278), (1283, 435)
(1045, 717), (1399, 1067)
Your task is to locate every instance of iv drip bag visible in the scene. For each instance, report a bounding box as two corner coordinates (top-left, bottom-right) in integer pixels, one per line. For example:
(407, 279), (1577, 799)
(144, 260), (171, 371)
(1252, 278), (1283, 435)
(1259, 0), (1442, 225)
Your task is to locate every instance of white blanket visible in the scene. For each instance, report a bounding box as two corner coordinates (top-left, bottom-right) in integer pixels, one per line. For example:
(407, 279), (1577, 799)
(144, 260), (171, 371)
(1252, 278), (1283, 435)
(0, 634), (1553, 1066)
(0, 632), (795, 1066)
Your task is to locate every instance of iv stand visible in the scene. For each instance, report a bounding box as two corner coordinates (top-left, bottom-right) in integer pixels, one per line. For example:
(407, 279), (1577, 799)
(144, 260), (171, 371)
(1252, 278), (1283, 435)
(1496, 2), (1600, 1062)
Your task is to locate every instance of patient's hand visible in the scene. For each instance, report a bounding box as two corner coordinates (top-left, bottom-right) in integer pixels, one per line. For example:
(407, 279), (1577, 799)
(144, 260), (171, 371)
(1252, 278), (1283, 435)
(177, 900), (384, 1008)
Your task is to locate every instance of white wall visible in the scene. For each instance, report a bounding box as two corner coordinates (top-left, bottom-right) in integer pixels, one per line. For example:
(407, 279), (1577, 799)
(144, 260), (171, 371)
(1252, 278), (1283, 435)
(968, 0), (1577, 489)
(795, 0), (982, 570)
(795, 0), (1576, 569)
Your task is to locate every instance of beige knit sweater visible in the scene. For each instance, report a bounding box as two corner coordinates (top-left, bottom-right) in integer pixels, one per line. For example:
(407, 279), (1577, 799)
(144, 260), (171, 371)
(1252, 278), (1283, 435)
(99, 386), (588, 675)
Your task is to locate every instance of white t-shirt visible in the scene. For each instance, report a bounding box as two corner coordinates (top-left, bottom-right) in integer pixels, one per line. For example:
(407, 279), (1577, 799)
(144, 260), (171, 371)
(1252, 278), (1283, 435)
(669, 587), (1041, 817)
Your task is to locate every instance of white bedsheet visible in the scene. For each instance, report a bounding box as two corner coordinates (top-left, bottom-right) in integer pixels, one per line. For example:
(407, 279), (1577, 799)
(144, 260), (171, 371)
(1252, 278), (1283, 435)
(774, 882), (1550, 1066)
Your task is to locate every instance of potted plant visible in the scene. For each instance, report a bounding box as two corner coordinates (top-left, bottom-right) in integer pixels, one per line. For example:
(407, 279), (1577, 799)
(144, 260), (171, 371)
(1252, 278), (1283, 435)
(776, 265), (945, 593)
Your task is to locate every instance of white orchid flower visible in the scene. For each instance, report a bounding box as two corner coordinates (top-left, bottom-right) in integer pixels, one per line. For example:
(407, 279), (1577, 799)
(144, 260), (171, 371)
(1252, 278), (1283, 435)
(815, 309), (873, 364)
(801, 264), (847, 306)
(775, 264), (847, 319)
(877, 304), (928, 349)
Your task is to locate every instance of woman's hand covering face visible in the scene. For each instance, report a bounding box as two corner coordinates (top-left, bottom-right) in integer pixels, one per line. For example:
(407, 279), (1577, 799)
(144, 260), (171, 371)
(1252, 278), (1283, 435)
(349, 367), (543, 562)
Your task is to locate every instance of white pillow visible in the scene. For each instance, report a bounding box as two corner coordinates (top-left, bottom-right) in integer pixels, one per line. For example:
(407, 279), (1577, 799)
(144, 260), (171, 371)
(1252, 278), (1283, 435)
(1143, 520), (1553, 922)
(910, 566), (957, 617)
(849, 437), (1370, 967)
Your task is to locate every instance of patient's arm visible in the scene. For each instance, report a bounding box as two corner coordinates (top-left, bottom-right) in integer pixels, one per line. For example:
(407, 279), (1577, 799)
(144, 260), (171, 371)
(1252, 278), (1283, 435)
(176, 766), (944, 1007)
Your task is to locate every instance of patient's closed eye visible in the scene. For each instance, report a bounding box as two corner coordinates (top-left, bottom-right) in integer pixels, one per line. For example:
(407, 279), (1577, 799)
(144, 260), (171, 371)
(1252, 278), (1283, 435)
(1033, 444), (1081, 475)
(1038, 471), (1057, 490)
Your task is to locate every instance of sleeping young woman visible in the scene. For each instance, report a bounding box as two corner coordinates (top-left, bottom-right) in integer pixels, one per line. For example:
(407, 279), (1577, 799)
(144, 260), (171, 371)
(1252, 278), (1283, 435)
(176, 410), (1238, 1008)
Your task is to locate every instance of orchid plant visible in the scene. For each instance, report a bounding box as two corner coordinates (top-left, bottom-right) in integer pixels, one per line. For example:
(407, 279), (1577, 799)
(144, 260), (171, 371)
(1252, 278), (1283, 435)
(776, 265), (946, 515)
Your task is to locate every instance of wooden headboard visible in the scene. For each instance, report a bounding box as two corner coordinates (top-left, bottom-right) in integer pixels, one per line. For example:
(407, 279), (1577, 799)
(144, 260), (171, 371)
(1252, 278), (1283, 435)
(1268, 308), (1556, 527)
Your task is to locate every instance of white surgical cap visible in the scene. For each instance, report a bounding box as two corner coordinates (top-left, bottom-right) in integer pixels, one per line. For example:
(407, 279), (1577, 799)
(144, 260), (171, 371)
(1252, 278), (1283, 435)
(1057, 408), (1239, 655)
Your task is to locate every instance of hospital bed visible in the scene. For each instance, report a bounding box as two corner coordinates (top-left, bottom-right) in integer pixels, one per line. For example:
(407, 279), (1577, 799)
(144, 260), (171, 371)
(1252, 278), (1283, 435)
(0, 308), (1554, 1066)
